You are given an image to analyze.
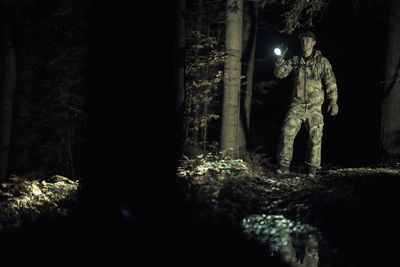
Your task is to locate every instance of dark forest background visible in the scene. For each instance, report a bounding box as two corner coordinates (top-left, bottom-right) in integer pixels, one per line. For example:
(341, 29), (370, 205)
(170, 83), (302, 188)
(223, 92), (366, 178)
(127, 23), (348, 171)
(0, 0), (391, 189)
(1, 0), (399, 265)
(1, 0), (179, 265)
(1, 0), (177, 183)
(2, 0), (89, 179)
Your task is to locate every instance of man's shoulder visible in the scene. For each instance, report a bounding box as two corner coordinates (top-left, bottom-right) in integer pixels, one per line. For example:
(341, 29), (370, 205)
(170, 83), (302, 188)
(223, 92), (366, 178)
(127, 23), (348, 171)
(314, 50), (331, 63)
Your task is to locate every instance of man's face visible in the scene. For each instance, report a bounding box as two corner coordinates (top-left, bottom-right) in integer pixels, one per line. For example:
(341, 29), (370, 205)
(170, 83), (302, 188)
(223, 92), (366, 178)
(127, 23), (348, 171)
(300, 37), (316, 52)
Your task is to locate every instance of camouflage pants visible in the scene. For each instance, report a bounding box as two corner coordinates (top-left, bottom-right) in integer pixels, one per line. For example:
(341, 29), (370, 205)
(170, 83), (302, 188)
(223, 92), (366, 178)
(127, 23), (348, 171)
(276, 103), (324, 168)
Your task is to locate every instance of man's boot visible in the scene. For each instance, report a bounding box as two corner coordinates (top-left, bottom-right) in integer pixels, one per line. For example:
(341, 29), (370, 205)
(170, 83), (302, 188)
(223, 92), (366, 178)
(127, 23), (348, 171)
(307, 166), (317, 178)
(276, 166), (290, 174)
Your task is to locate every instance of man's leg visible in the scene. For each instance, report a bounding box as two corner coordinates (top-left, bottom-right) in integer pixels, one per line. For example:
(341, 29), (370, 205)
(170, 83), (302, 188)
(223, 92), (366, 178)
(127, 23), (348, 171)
(305, 109), (324, 176)
(276, 106), (302, 171)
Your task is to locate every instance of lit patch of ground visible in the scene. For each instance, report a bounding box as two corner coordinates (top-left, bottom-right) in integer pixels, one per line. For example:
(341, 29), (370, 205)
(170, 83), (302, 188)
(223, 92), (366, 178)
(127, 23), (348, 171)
(0, 175), (79, 232)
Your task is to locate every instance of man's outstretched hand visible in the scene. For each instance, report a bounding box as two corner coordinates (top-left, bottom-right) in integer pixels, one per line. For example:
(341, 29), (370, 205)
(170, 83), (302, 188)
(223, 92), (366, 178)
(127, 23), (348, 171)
(327, 102), (339, 116)
(279, 44), (288, 58)
(276, 44), (288, 64)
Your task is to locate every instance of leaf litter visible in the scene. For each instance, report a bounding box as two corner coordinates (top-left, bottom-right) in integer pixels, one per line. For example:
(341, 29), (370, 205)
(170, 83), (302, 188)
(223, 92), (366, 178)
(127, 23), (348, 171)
(177, 153), (400, 262)
(0, 175), (79, 232)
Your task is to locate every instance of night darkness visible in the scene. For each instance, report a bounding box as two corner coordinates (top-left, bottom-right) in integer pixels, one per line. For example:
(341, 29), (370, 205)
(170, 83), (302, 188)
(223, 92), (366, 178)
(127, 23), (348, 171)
(1, 0), (400, 266)
(1, 0), (180, 265)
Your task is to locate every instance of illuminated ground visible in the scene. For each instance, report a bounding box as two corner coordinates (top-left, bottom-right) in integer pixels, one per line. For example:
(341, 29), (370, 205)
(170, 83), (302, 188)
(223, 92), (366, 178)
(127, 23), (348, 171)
(0, 175), (80, 264)
(177, 155), (400, 266)
(0, 175), (79, 232)
(1, 158), (399, 265)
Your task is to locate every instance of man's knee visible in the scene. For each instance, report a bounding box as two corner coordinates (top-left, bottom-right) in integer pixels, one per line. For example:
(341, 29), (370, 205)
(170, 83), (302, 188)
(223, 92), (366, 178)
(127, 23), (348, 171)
(281, 119), (301, 138)
(308, 123), (324, 144)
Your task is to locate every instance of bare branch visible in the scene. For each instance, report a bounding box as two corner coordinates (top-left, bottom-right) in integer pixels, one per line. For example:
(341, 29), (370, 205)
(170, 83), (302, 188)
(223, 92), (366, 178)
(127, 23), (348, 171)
(259, 0), (329, 34)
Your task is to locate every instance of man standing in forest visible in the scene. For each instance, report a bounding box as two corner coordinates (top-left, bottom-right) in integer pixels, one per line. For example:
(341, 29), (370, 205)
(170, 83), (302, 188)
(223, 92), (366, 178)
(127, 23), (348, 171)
(273, 31), (338, 178)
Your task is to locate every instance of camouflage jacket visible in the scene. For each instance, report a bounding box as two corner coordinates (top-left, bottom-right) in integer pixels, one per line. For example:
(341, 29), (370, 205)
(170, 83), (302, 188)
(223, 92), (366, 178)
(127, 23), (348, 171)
(274, 50), (338, 106)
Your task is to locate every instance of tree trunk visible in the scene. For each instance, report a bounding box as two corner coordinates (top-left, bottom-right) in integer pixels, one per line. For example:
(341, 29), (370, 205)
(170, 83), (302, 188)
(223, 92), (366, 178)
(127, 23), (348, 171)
(238, 2), (250, 154)
(198, 0), (204, 32)
(245, 1), (257, 132)
(239, 0), (258, 155)
(177, 0), (185, 111)
(221, 0), (243, 158)
(0, 19), (17, 181)
(176, 0), (186, 157)
(381, 0), (400, 156)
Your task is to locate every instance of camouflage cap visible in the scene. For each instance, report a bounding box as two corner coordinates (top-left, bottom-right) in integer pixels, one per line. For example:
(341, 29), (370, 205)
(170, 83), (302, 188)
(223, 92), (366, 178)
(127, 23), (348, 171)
(299, 31), (316, 41)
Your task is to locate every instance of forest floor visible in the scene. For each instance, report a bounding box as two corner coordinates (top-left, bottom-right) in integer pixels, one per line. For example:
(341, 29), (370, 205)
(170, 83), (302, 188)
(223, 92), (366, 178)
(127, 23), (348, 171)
(0, 174), (79, 232)
(0, 175), (81, 264)
(176, 153), (400, 267)
(1, 155), (400, 266)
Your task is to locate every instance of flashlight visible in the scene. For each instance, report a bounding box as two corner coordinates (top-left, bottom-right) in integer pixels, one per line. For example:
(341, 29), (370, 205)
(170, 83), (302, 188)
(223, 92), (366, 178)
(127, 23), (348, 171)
(274, 48), (282, 56)
(274, 44), (287, 57)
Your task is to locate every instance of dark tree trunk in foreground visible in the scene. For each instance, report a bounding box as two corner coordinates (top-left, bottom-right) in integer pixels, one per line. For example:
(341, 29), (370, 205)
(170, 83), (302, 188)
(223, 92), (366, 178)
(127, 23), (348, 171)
(176, 0), (186, 157)
(177, 0), (185, 111)
(221, 0), (243, 158)
(381, 0), (400, 156)
(0, 18), (17, 181)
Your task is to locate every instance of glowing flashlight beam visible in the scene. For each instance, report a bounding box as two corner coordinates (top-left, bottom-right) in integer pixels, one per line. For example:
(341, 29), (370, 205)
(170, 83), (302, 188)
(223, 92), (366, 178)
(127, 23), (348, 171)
(274, 48), (282, 56)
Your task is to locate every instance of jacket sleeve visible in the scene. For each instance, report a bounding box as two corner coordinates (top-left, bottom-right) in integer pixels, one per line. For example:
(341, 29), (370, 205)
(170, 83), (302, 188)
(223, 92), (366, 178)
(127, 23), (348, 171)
(321, 57), (338, 102)
(274, 57), (293, 79)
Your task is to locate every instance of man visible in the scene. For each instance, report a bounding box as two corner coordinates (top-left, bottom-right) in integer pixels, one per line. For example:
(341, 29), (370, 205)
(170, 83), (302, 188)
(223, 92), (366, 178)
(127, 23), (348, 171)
(273, 31), (338, 178)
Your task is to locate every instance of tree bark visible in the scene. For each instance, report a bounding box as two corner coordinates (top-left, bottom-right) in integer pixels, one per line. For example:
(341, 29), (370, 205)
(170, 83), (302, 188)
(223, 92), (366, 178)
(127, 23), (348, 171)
(239, 0), (258, 155)
(0, 19), (17, 181)
(221, 0), (243, 158)
(381, 0), (400, 156)
(244, 1), (257, 132)
(238, 2), (250, 154)
(176, 0), (186, 158)
(177, 0), (185, 111)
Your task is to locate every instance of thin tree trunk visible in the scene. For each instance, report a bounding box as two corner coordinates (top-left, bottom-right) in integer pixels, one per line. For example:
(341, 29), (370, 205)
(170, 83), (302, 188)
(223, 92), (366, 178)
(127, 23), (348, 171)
(202, 101), (208, 152)
(0, 19), (17, 181)
(202, 25), (211, 152)
(239, 1), (258, 156)
(198, 0), (204, 32)
(67, 127), (75, 178)
(177, 0), (186, 157)
(238, 1), (258, 155)
(193, 0), (204, 147)
(381, 0), (400, 156)
(238, 1), (250, 154)
(245, 1), (257, 132)
(221, 0), (243, 158)
(238, 112), (246, 154)
(177, 0), (185, 111)
(197, 0), (210, 152)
